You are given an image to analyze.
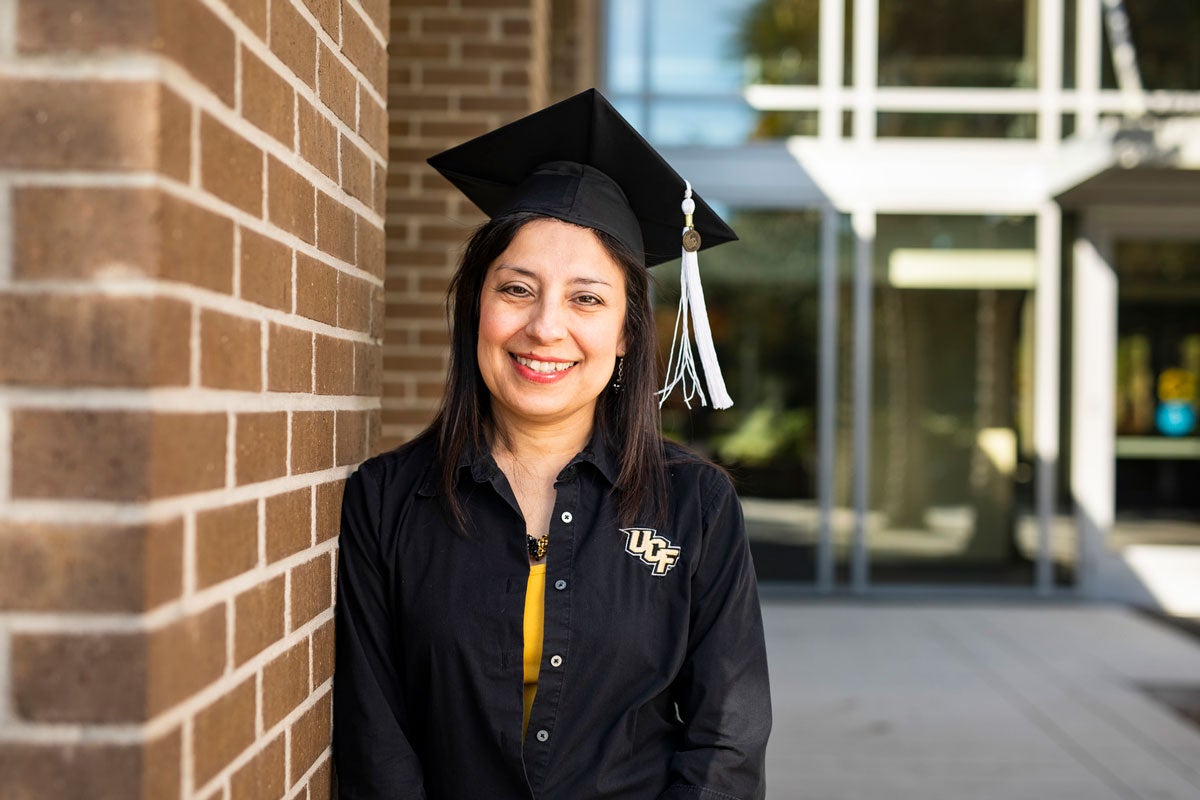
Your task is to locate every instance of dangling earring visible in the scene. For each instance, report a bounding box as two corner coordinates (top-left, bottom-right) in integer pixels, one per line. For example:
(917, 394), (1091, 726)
(612, 356), (624, 393)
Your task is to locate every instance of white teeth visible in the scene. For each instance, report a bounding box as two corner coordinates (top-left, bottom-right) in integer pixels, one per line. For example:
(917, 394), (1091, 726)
(515, 355), (576, 373)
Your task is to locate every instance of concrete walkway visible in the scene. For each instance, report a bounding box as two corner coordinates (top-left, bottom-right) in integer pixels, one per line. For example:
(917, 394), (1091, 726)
(762, 601), (1200, 799)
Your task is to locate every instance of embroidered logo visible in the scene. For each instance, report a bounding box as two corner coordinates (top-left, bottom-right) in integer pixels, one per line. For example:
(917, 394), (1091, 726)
(621, 528), (681, 576)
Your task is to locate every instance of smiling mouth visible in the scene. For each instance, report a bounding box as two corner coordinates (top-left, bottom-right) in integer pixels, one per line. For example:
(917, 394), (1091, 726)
(512, 354), (578, 374)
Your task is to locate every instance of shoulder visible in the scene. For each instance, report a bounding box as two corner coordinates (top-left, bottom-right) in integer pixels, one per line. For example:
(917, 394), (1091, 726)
(351, 430), (439, 495)
(662, 439), (738, 517)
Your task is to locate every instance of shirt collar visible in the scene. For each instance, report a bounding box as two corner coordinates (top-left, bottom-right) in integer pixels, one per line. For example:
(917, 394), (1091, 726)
(417, 425), (620, 496)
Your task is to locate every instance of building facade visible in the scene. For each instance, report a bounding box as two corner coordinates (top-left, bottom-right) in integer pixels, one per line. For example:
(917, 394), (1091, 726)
(599, 0), (1200, 607)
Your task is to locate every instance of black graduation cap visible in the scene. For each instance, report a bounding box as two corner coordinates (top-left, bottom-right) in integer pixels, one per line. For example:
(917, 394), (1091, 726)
(426, 88), (737, 268)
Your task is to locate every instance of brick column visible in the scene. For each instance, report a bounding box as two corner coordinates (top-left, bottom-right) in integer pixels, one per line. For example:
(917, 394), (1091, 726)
(383, 0), (557, 447)
(0, 0), (387, 797)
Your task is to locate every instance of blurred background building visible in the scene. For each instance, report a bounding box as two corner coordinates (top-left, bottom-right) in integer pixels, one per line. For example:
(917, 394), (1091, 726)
(592, 0), (1200, 609)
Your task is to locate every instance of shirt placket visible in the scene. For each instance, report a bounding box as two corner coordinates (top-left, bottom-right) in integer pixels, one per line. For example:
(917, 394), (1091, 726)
(522, 464), (580, 795)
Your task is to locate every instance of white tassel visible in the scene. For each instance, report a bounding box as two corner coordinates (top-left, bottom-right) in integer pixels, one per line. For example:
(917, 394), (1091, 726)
(657, 182), (733, 410)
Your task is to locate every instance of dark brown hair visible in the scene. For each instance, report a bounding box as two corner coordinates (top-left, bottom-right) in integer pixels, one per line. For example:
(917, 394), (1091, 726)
(428, 211), (667, 529)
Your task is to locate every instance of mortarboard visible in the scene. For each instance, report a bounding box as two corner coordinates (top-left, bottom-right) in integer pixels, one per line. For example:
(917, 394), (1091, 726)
(427, 88), (734, 409)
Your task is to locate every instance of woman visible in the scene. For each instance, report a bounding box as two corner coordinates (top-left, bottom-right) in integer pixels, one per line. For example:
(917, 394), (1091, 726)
(333, 90), (771, 800)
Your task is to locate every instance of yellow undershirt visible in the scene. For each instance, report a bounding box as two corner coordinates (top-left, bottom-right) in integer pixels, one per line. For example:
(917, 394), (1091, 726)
(522, 563), (547, 738)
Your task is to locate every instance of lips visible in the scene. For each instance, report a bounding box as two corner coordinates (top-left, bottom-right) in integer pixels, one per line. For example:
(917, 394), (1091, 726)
(512, 354), (578, 374)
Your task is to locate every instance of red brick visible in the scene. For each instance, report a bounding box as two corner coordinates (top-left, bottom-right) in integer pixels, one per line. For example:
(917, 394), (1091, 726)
(373, 160), (387, 214)
(371, 282), (385, 339)
(419, 13), (488, 35)
(13, 187), (157, 280)
(337, 272), (372, 333)
(195, 501), (259, 589)
(340, 135), (373, 205)
(0, 729), (181, 800)
(340, 0), (386, 92)
(267, 156), (316, 243)
(12, 605), (224, 722)
(318, 44), (357, 128)
(200, 309), (263, 391)
(201, 112), (263, 216)
(0, 520), (182, 613)
(291, 552), (332, 630)
(234, 575), (285, 664)
(161, 0), (237, 106)
(242, 46), (295, 147)
(0, 80), (158, 170)
(16, 0), (157, 52)
(357, 91), (387, 156)
(265, 488), (312, 562)
(230, 735), (284, 800)
(0, 294), (190, 388)
(357, 0), (388, 32)
(289, 692), (332, 785)
(354, 341), (381, 397)
(193, 677), (256, 785)
(317, 193), (356, 264)
(296, 253), (339, 326)
(11, 411), (226, 501)
(268, 323), (313, 393)
(308, 756), (333, 800)
(314, 480), (344, 543)
(241, 228), (293, 312)
(335, 410), (367, 465)
(163, 194), (237, 293)
(357, 217), (384, 277)
(460, 93), (532, 113)
(314, 335), (355, 395)
(270, 0), (317, 88)
(292, 411), (335, 474)
(461, 40), (533, 60)
(160, 87), (192, 182)
(424, 66), (489, 86)
(236, 412), (288, 485)
(263, 640), (309, 728)
(227, 0), (268, 38)
(311, 619), (335, 687)
(302, 0), (339, 37)
(298, 100), (339, 181)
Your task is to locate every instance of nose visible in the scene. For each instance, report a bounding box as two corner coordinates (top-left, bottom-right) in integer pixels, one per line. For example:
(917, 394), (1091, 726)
(525, 298), (567, 343)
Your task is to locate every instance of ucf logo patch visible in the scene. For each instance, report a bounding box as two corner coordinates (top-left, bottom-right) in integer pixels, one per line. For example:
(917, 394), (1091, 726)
(621, 528), (681, 576)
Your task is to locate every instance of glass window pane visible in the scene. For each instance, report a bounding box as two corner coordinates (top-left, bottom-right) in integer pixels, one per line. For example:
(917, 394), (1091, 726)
(868, 215), (1040, 585)
(647, 99), (758, 145)
(878, 0), (1036, 88)
(1102, 0), (1200, 91)
(649, 0), (752, 93)
(877, 112), (1037, 139)
(656, 211), (825, 582)
(605, 0), (646, 93)
(736, 0), (822, 85)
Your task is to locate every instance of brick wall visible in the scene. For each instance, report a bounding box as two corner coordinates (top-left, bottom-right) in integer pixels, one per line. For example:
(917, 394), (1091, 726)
(0, 0), (387, 797)
(384, 0), (603, 447)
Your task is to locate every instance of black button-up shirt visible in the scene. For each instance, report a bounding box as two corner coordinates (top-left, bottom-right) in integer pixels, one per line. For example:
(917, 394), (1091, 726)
(333, 432), (771, 800)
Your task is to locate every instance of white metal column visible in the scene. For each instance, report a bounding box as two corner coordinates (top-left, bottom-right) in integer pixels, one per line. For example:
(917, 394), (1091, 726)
(1070, 214), (1116, 597)
(1034, 202), (1062, 594)
(817, 204), (840, 591)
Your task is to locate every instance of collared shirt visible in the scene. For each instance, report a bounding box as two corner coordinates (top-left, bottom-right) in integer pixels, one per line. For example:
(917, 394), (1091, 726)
(333, 431), (771, 800)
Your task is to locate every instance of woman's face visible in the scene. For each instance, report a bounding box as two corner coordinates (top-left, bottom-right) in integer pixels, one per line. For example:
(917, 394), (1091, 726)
(477, 217), (628, 433)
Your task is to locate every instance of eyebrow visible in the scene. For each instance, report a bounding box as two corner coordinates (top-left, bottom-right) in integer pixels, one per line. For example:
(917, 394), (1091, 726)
(492, 264), (614, 287)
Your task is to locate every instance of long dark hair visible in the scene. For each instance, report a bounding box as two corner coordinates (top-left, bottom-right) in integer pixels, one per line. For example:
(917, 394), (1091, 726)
(429, 211), (667, 530)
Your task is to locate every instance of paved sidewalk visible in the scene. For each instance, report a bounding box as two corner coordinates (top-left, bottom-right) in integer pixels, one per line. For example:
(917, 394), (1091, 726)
(762, 601), (1200, 800)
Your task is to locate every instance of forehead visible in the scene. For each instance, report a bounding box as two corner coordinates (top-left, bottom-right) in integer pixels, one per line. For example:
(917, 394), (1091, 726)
(489, 218), (628, 286)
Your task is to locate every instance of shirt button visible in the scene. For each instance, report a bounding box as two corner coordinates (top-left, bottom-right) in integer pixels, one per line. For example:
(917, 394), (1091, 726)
(536, 729), (550, 742)
(549, 654), (563, 667)
(554, 579), (567, 591)
(560, 511), (573, 524)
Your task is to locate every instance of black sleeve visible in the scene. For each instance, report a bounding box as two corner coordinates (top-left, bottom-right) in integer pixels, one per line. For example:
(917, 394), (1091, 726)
(333, 463), (427, 799)
(659, 473), (772, 800)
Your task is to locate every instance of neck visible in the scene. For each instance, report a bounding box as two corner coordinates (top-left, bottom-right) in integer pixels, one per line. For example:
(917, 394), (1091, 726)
(489, 412), (593, 474)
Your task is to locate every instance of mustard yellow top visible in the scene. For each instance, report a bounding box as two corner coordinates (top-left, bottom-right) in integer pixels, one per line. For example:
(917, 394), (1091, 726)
(522, 563), (546, 737)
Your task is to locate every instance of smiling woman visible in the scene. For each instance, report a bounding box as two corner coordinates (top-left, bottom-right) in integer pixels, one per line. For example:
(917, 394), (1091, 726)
(332, 90), (771, 800)
(478, 218), (628, 433)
